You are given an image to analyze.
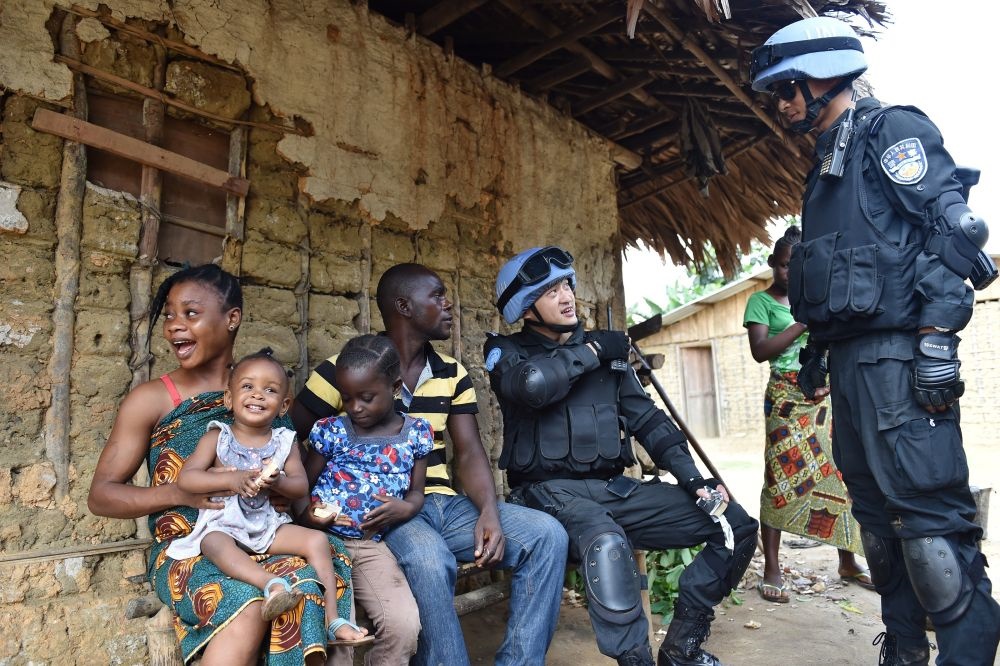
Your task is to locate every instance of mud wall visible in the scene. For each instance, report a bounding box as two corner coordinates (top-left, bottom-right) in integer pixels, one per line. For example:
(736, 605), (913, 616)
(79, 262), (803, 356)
(0, 1), (622, 662)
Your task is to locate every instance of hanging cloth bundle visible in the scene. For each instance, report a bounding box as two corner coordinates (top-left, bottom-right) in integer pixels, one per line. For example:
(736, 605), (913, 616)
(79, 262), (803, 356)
(679, 98), (727, 196)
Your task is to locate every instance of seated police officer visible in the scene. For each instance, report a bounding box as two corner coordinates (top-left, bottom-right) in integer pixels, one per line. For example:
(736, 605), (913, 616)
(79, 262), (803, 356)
(483, 246), (758, 666)
(750, 16), (1000, 666)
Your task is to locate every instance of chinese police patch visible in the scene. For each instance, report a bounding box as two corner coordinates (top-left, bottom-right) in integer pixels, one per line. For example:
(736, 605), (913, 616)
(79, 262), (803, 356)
(881, 137), (927, 185)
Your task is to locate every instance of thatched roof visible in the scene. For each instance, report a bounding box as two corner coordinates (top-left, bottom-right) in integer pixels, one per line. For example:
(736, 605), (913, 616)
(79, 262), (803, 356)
(368, 0), (889, 274)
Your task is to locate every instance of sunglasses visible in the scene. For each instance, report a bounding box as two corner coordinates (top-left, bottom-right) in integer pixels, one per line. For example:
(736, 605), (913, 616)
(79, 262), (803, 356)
(769, 80), (799, 102)
(496, 246), (574, 312)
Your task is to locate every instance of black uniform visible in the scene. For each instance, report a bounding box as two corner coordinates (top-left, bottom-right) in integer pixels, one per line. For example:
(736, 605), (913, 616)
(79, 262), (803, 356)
(484, 325), (757, 661)
(791, 97), (1000, 664)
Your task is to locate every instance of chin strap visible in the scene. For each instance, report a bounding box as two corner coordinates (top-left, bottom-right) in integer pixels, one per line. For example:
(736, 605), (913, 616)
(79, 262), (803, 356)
(791, 77), (856, 134)
(524, 306), (579, 334)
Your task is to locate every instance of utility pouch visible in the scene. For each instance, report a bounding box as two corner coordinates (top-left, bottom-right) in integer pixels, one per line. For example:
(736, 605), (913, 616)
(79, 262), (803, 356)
(605, 474), (640, 499)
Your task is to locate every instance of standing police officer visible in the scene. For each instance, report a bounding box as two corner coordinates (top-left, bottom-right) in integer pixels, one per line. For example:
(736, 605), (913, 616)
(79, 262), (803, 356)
(483, 246), (758, 666)
(750, 16), (1000, 666)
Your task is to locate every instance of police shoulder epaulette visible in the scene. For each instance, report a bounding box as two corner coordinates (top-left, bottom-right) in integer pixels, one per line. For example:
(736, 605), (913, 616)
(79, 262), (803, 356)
(868, 104), (928, 137)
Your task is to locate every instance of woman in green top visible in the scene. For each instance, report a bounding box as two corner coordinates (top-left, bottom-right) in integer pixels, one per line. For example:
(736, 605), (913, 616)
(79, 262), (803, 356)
(743, 226), (871, 603)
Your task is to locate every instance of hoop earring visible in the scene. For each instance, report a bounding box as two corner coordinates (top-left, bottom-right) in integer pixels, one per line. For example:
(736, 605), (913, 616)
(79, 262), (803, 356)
(229, 325), (236, 331)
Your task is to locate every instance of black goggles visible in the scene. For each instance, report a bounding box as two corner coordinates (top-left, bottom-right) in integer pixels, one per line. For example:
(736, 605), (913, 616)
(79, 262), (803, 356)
(769, 80), (799, 102)
(749, 35), (863, 82)
(496, 246), (574, 312)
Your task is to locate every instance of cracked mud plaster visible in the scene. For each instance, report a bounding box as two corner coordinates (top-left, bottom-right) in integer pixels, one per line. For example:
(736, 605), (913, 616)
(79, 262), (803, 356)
(1, 0), (618, 246)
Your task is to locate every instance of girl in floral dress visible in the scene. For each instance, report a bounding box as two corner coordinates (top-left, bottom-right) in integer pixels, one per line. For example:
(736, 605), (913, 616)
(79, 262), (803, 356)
(300, 334), (432, 665)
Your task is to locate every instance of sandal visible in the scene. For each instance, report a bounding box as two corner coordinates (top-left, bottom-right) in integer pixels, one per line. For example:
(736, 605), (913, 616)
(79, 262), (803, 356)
(327, 617), (375, 647)
(261, 577), (304, 621)
(840, 569), (877, 591)
(757, 580), (790, 603)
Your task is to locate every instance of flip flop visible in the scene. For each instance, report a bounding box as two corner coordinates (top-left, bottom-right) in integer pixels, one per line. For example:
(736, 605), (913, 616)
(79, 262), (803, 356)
(261, 577), (304, 621)
(784, 537), (822, 549)
(841, 570), (877, 591)
(327, 617), (375, 647)
(757, 580), (790, 603)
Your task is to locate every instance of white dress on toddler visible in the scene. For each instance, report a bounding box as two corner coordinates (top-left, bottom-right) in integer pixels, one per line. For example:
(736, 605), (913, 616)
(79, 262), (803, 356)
(166, 421), (294, 560)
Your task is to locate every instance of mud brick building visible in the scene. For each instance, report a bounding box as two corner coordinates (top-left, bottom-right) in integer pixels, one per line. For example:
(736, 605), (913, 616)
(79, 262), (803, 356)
(0, 1), (887, 662)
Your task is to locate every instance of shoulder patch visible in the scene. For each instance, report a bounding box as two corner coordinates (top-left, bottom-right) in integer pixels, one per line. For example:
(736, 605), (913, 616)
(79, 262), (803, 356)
(880, 137), (926, 185)
(485, 347), (502, 371)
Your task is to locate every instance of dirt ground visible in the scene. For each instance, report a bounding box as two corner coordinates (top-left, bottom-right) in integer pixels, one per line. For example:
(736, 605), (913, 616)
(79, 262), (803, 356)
(460, 434), (1000, 665)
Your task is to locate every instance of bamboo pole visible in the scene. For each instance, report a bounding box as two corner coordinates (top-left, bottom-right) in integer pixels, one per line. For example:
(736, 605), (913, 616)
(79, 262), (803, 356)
(43, 13), (88, 501)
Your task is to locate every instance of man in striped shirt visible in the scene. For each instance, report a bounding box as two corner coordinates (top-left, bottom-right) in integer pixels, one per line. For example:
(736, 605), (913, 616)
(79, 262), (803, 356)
(292, 263), (568, 666)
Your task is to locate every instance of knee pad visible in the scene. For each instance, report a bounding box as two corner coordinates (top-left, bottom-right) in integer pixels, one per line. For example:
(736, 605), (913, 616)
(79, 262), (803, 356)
(902, 535), (983, 626)
(861, 530), (905, 594)
(727, 530), (757, 589)
(581, 528), (643, 625)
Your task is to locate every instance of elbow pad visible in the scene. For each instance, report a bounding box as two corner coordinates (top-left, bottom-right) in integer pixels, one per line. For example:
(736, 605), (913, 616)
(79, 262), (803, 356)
(502, 360), (566, 409)
(926, 191), (993, 285)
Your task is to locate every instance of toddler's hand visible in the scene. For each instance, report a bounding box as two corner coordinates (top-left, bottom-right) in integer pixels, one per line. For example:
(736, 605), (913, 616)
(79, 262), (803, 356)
(236, 469), (262, 498)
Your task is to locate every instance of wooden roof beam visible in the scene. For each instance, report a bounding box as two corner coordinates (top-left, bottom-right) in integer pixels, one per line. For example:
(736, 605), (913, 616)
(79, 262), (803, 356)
(640, 3), (799, 158)
(417, 0), (490, 36)
(498, 0), (663, 110)
(573, 72), (655, 116)
(494, 7), (621, 78)
(524, 56), (592, 93)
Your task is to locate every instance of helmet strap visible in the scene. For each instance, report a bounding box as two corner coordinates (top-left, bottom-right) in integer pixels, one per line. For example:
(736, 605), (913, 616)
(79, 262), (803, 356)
(790, 77), (855, 134)
(524, 305), (579, 334)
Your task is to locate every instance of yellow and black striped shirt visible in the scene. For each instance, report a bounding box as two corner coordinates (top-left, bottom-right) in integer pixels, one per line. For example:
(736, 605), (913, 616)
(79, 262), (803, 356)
(296, 344), (478, 495)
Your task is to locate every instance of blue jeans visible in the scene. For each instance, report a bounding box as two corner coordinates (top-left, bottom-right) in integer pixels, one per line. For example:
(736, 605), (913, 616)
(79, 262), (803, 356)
(383, 493), (568, 666)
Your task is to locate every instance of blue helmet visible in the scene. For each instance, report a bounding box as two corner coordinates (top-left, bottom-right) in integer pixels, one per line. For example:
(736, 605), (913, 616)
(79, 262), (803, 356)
(750, 16), (867, 93)
(495, 246), (576, 325)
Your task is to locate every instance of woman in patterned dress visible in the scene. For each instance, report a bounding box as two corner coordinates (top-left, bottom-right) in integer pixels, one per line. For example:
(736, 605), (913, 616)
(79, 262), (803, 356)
(744, 227), (872, 603)
(88, 264), (353, 665)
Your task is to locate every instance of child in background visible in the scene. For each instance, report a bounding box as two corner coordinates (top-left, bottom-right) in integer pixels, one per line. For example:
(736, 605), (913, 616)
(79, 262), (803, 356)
(167, 348), (373, 646)
(299, 334), (432, 665)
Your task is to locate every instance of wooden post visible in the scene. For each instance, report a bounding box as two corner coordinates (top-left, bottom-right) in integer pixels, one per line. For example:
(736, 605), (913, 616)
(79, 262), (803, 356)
(43, 13), (88, 501)
(146, 606), (182, 666)
(127, 44), (166, 540)
(220, 126), (248, 274)
(359, 223), (373, 334)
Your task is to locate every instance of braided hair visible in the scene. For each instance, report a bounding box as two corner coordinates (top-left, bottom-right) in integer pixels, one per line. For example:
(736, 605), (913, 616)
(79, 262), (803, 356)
(773, 225), (802, 254)
(148, 264), (242, 342)
(336, 334), (401, 383)
(230, 347), (290, 393)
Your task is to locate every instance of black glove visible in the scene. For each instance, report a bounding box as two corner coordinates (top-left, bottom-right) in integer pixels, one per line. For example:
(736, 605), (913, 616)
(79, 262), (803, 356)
(797, 343), (829, 400)
(682, 476), (723, 497)
(912, 332), (965, 409)
(585, 330), (631, 362)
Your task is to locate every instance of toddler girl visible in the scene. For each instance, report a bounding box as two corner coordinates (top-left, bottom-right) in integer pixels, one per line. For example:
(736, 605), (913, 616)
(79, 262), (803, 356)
(167, 348), (372, 646)
(300, 334), (432, 664)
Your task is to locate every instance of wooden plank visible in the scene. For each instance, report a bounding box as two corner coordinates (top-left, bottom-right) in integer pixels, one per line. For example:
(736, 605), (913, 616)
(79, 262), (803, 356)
(572, 72), (654, 116)
(0, 538), (153, 565)
(56, 55), (308, 137)
(494, 7), (621, 78)
(417, 0), (490, 35)
(32, 108), (251, 196)
(524, 56), (591, 92)
(498, 0), (661, 112)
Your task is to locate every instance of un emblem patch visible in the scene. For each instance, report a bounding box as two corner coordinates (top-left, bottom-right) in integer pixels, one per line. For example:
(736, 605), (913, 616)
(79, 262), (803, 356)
(881, 137), (927, 185)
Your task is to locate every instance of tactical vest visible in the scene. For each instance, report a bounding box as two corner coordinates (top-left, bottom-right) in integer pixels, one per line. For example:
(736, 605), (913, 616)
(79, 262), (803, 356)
(788, 104), (924, 342)
(498, 340), (635, 485)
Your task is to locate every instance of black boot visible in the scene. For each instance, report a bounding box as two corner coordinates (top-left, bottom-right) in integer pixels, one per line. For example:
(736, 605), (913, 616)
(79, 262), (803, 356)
(617, 644), (655, 666)
(872, 632), (930, 666)
(656, 602), (722, 666)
